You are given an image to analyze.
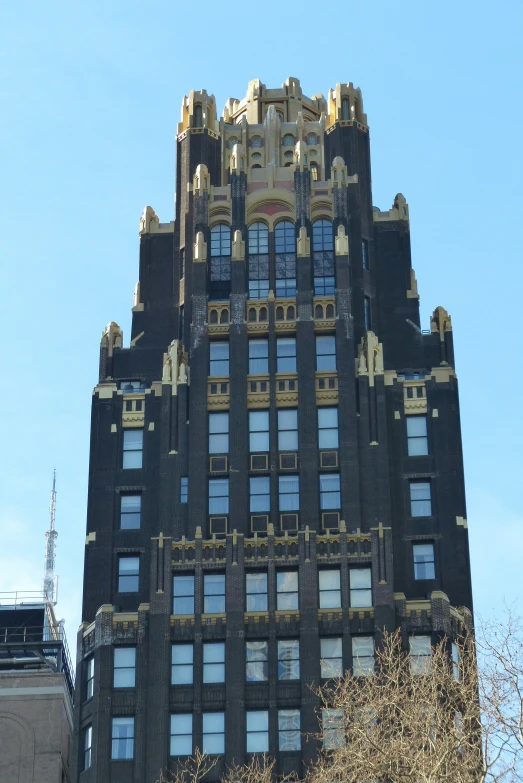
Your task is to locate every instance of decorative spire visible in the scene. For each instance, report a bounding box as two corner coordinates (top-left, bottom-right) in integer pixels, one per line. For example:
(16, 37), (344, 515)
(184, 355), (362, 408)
(43, 470), (58, 604)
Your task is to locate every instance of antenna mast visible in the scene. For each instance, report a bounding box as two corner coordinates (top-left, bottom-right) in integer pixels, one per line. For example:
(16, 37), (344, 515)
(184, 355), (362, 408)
(43, 470), (58, 604)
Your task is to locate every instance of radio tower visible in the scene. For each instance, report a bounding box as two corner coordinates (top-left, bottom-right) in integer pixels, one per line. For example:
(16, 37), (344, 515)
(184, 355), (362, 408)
(43, 470), (58, 604)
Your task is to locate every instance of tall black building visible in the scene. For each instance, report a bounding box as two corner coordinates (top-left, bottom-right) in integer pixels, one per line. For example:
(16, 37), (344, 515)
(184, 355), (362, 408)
(73, 77), (473, 783)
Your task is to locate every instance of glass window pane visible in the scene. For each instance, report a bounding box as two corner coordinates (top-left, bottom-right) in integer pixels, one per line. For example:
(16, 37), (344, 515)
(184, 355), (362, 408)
(277, 571), (298, 593)
(203, 734), (224, 755)
(319, 570), (340, 591)
(172, 644), (193, 664)
(350, 569), (371, 589)
(247, 711), (268, 731)
(173, 575), (194, 596)
(203, 663), (225, 683)
(115, 648), (136, 667)
(204, 574), (225, 595)
(203, 642), (225, 664)
(407, 417), (427, 437)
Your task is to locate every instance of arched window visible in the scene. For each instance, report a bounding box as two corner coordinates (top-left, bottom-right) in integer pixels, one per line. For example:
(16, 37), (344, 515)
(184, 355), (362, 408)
(275, 221), (296, 299)
(194, 104), (203, 128)
(251, 152), (261, 160)
(309, 149), (317, 157)
(284, 150), (293, 159)
(307, 133), (317, 145)
(248, 223), (269, 300)
(228, 137), (238, 149)
(341, 98), (350, 121)
(312, 220), (335, 296)
(251, 136), (262, 148)
(252, 164), (262, 169)
(210, 224), (231, 300)
(310, 162), (319, 181)
(283, 134), (294, 147)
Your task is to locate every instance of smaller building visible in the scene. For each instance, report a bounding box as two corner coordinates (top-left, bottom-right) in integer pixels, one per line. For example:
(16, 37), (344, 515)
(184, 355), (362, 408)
(0, 592), (75, 782)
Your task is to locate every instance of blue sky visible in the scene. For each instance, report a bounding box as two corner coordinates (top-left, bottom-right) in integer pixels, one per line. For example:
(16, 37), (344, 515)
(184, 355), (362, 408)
(1, 0), (521, 643)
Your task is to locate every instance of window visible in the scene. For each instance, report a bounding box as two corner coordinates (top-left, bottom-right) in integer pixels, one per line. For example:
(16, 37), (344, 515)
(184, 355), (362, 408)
(209, 479), (229, 515)
(122, 429), (143, 469)
(246, 640), (268, 681)
(85, 657), (94, 700)
(248, 222), (269, 254)
(209, 413), (229, 454)
(312, 219), (334, 252)
(321, 637), (342, 678)
(410, 636), (432, 674)
(210, 226), (231, 300)
(118, 556), (139, 592)
(279, 475), (299, 511)
(173, 575), (195, 614)
(278, 640), (300, 680)
(278, 409), (298, 450)
(172, 644), (193, 685)
(341, 97), (350, 120)
(407, 416), (428, 456)
(352, 636), (375, 675)
(409, 481), (432, 516)
(316, 335), (336, 371)
(249, 410), (269, 452)
(180, 477), (188, 503)
(250, 477), (270, 512)
(120, 380), (146, 393)
(452, 642), (460, 682)
(246, 711), (269, 752)
(111, 717), (134, 759)
(322, 709), (344, 749)
(319, 569), (341, 608)
(114, 647), (136, 688)
(203, 642), (225, 683)
(210, 224), (231, 257)
(320, 474), (341, 510)
(246, 572), (268, 611)
(170, 714), (192, 756)
(83, 725), (92, 770)
(313, 221), (335, 295)
(194, 104), (202, 128)
(276, 338), (296, 373)
(279, 709), (301, 751)
(251, 136), (262, 148)
(277, 571), (298, 610)
(413, 543), (436, 580)
(275, 221), (296, 298)
(364, 296), (371, 331)
(307, 132), (317, 145)
(204, 573), (225, 613)
(203, 712), (225, 755)
(120, 494), (141, 529)
(362, 238), (369, 270)
(283, 134), (294, 147)
(350, 568), (372, 607)
(209, 342), (229, 376)
(248, 240), (269, 299)
(249, 340), (268, 374)
(318, 407), (339, 449)
(310, 162), (318, 181)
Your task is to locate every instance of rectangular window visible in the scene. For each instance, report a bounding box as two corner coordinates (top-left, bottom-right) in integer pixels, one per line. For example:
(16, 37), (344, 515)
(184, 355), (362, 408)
(249, 410), (269, 452)
(249, 278), (270, 299)
(170, 714), (192, 756)
(249, 339), (269, 374)
(277, 640), (299, 680)
(171, 644), (193, 685)
(83, 725), (92, 770)
(204, 573), (225, 614)
(364, 296), (371, 331)
(246, 572), (268, 611)
(276, 337), (296, 373)
(277, 571), (298, 610)
(279, 475), (299, 511)
(362, 238), (369, 270)
(413, 543), (436, 580)
(350, 568), (372, 607)
(410, 636), (432, 674)
(319, 569), (341, 609)
(452, 642), (460, 682)
(111, 717), (134, 760)
(278, 409), (298, 451)
(122, 429), (143, 469)
(407, 416), (428, 456)
(120, 494), (141, 529)
(352, 636), (375, 676)
(278, 709), (301, 751)
(180, 477), (188, 503)
(173, 575), (195, 614)
(316, 335), (336, 371)
(322, 709), (344, 749)
(250, 477), (270, 513)
(410, 480), (432, 516)
(318, 407), (338, 449)
(118, 556), (139, 593)
(246, 640), (269, 681)
(114, 647), (136, 688)
(203, 712), (225, 755)
(209, 478), (229, 515)
(209, 342), (229, 376)
(320, 473), (341, 510)
(313, 249), (335, 296)
(85, 657), (94, 700)
(320, 637), (343, 678)
(209, 412), (229, 454)
(203, 642), (225, 683)
(246, 711), (269, 753)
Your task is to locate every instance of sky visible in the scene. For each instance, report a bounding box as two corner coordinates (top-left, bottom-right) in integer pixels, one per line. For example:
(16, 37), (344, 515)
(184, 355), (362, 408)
(0, 0), (522, 648)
